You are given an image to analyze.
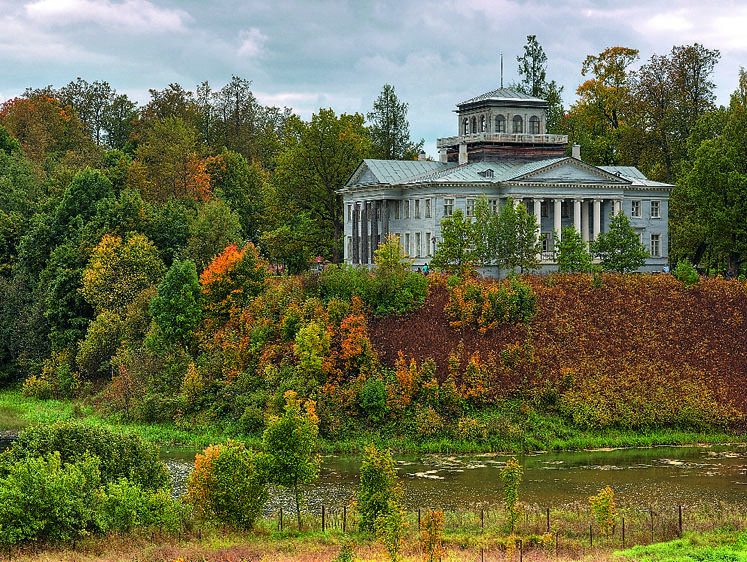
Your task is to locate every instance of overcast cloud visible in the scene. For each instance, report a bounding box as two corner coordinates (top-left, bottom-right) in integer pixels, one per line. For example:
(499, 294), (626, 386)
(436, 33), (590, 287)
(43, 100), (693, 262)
(1, 0), (746, 157)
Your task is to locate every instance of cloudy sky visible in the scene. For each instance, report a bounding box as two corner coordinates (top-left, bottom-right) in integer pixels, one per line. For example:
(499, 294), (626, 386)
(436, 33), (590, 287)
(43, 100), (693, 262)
(2, 0), (746, 156)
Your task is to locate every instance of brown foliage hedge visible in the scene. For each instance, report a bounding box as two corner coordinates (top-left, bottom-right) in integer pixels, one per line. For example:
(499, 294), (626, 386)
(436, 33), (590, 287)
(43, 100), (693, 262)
(369, 273), (747, 426)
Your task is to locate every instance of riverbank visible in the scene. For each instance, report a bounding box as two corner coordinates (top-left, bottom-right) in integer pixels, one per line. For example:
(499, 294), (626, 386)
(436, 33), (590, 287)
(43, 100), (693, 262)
(0, 388), (741, 455)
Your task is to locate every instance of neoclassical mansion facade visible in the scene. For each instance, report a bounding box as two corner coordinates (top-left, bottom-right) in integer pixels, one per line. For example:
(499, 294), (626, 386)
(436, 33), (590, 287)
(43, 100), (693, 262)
(340, 88), (673, 272)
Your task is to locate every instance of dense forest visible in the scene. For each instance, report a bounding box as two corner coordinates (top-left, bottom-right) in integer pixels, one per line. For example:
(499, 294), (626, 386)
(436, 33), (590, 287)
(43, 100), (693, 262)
(1, 38), (747, 444)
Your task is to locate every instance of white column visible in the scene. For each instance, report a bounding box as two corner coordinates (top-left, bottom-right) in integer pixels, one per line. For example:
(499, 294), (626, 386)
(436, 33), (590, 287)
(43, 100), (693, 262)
(513, 197), (522, 208)
(614, 199), (623, 216)
(581, 200), (590, 243)
(574, 199), (582, 234)
(553, 199), (562, 245)
(533, 198), (542, 260)
(593, 199), (602, 241)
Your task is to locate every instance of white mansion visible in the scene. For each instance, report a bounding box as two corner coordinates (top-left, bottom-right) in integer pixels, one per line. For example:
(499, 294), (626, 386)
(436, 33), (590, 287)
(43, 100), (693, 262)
(340, 87), (673, 272)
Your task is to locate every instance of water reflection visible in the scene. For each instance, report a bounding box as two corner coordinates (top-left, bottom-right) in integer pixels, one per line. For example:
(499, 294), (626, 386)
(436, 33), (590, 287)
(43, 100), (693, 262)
(163, 443), (747, 512)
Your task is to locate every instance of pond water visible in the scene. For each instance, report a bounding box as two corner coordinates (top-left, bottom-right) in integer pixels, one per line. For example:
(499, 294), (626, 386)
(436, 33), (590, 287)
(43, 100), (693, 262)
(161, 443), (747, 513)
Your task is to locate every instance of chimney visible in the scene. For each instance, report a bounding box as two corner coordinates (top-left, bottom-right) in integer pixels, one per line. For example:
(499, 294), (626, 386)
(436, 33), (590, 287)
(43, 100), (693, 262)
(459, 143), (468, 165)
(571, 143), (581, 160)
(438, 148), (448, 163)
(418, 150), (427, 161)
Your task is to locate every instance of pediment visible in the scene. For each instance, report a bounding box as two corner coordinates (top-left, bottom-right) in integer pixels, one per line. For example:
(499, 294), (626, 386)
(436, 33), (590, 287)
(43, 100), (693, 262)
(513, 159), (630, 185)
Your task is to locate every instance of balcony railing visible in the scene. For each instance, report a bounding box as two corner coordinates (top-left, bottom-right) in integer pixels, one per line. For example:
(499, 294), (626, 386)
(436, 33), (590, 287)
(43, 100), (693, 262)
(436, 132), (569, 148)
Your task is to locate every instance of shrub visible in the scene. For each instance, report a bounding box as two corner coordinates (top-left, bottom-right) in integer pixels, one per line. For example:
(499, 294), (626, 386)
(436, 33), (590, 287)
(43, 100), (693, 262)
(0, 421), (169, 490)
(0, 452), (101, 545)
(358, 445), (402, 532)
(589, 486), (616, 536)
(359, 376), (388, 423)
(99, 478), (186, 533)
(187, 441), (268, 529)
(501, 457), (522, 532)
(673, 258), (699, 286)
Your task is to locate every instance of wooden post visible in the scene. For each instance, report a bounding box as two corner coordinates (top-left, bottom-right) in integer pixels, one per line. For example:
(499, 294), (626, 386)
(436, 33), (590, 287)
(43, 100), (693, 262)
(622, 517), (625, 548)
(650, 509), (654, 543)
(279, 508), (283, 531)
(418, 508), (421, 529)
(322, 505), (325, 532)
(546, 507), (550, 532)
(679, 505), (683, 536)
(555, 530), (559, 556)
(519, 539), (523, 562)
(343, 505), (347, 533)
(590, 524), (593, 547)
(481, 508), (484, 529)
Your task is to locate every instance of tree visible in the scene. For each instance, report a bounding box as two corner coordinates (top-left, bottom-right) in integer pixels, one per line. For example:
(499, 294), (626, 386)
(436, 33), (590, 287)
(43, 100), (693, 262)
(374, 234), (414, 276)
(500, 457), (522, 533)
(200, 242), (267, 319)
(184, 198), (243, 273)
(58, 78), (116, 146)
(367, 84), (423, 160)
(496, 201), (541, 274)
(556, 226), (593, 272)
(271, 110), (370, 263)
(149, 259), (202, 348)
(472, 197), (500, 269)
(187, 441), (268, 529)
(516, 35), (547, 98)
(590, 212), (648, 273)
(431, 210), (476, 274)
(515, 35), (564, 132)
(80, 233), (165, 316)
(358, 445), (402, 532)
(680, 71), (747, 274)
(262, 390), (320, 530)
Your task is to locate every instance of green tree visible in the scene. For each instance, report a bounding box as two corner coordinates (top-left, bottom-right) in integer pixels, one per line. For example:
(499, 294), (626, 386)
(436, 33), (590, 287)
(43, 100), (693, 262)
(367, 84), (423, 160)
(556, 226), (593, 272)
(496, 201), (541, 273)
(187, 441), (268, 529)
(500, 457), (522, 533)
(184, 198), (243, 273)
(272, 109), (370, 263)
(358, 445), (402, 532)
(590, 212), (648, 273)
(149, 259), (202, 348)
(515, 35), (564, 132)
(431, 209), (476, 274)
(472, 197), (500, 269)
(262, 390), (320, 530)
(374, 234), (414, 276)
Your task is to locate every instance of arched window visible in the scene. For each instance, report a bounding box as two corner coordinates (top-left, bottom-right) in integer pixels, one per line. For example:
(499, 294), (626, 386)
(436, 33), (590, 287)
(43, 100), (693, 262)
(495, 115), (506, 133)
(529, 116), (540, 134)
(512, 115), (523, 133)
(471, 117), (477, 134)
(480, 115), (486, 132)
(463, 118), (469, 135)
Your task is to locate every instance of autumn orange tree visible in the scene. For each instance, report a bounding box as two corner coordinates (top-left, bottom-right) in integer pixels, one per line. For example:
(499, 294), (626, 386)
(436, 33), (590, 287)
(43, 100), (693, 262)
(200, 242), (267, 320)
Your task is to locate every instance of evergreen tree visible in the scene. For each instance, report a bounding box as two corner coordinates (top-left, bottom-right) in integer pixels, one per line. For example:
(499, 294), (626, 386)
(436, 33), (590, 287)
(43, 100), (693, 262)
(149, 259), (202, 348)
(367, 84), (423, 160)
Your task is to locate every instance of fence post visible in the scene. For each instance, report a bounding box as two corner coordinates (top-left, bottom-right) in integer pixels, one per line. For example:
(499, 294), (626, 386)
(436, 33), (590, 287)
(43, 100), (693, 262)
(279, 508), (283, 532)
(519, 539), (523, 562)
(679, 505), (683, 537)
(589, 524), (593, 547)
(481, 508), (484, 529)
(343, 505), (347, 533)
(650, 509), (654, 543)
(418, 508), (421, 529)
(622, 516), (625, 548)
(547, 507), (550, 532)
(322, 505), (326, 532)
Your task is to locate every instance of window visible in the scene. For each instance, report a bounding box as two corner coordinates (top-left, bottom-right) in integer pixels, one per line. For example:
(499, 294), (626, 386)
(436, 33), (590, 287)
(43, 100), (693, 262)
(650, 233), (661, 257)
(631, 200), (641, 218)
(650, 200), (661, 219)
(495, 114), (506, 133)
(414, 199), (421, 219)
(404, 200), (410, 219)
(561, 200), (570, 218)
(541, 201), (549, 218)
(404, 233), (411, 256)
(480, 115), (486, 132)
(529, 116), (540, 134)
(471, 117), (477, 134)
(466, 198), (476, 217)
(463, 119), (469, 135)
(425, 198), (431, 218)
(512, 115), (523, 133)
(414, 232), (421, 257)
(444, 198), (454, 217)
(346, 204), (352, 223)
(394, 201), (400, 220)
(488, 198), (498, 214)
(425, 231), (432, 256)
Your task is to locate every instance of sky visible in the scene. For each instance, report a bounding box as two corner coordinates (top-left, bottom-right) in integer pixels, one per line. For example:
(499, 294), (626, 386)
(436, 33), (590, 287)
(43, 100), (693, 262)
(2, 0), (747, 157)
